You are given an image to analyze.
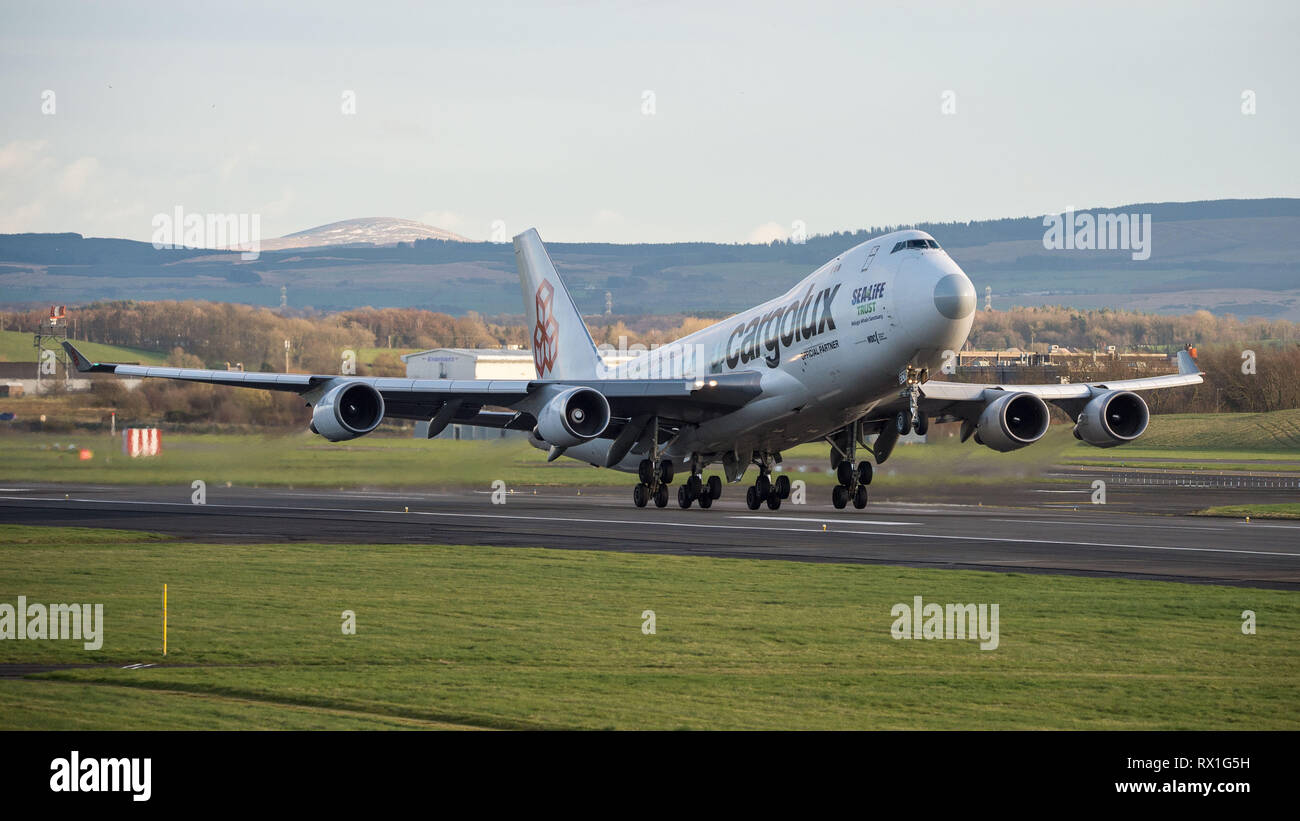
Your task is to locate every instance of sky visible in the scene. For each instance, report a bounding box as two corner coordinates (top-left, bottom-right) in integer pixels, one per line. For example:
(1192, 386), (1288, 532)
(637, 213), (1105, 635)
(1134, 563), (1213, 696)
(1, 0), (1297, 244)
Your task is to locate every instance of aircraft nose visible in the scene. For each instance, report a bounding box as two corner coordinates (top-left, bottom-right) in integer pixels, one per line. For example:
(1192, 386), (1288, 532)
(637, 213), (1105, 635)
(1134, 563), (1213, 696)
(934, 273), (976, 320)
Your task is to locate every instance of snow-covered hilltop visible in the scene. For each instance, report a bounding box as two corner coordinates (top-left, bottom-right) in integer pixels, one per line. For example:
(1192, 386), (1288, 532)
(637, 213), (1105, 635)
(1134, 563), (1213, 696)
(263, 217), (471, 250)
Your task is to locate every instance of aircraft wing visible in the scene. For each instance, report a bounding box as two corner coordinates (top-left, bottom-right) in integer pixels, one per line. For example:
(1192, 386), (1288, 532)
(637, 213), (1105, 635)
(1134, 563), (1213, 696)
(62, 341), (762, 427)
(917, 350), (1204, 416)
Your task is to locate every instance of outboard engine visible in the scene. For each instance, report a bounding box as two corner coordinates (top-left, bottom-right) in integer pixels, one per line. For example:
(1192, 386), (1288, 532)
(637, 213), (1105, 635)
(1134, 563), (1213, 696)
(1073, 390), (1149, 448)
(311, 382), (385, 442)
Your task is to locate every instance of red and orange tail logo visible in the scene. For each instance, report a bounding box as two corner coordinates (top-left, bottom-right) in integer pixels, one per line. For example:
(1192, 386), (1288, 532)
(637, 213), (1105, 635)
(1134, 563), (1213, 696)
(533, 280), (559, 376)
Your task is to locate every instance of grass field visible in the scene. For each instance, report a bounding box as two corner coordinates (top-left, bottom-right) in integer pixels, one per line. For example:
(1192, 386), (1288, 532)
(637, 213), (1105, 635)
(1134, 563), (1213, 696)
(1063, 409), (1300, 471)
(1195, 504), (1300, 520)
(1, 525), (1296, 730)
(0, 330), (169, 366)
(1, 409), (1296, 490)
(0, 430), (1041, 489)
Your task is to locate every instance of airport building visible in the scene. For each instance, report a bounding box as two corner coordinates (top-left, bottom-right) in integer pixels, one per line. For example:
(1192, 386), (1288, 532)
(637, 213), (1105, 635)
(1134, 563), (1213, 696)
(400, 346), (537, 381)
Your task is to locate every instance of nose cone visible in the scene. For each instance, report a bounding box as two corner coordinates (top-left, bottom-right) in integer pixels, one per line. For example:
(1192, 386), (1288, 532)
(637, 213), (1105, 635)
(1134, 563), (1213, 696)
(894, 254), (976, 365)
(934, 273), (976, 320)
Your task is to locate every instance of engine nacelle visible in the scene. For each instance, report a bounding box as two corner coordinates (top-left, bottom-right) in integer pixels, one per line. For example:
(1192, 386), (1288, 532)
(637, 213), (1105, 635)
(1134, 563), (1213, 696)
(975, 391), (1051, 452)
(1073, 390), (1149, 448)
(311, 381), (385, 442)
(534, 387), (611, 447)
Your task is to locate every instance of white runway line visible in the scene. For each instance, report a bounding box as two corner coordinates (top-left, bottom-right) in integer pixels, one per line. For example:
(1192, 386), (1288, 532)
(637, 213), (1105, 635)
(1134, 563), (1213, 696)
(729, 515), (914, 526)
(992, 518), (1236, 532)
(7, 496), (1300, 560)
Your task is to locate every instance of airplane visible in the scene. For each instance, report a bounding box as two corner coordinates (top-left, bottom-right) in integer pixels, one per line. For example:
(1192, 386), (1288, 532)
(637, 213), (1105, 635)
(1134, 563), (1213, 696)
(63, 227), (1204, 510)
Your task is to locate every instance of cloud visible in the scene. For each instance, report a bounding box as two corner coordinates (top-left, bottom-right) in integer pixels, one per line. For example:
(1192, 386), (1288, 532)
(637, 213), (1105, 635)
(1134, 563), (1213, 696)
(0, 139), (52, 173)
(58, 156), (100, 195)
(418, 210), (465, 232)
(747, 221), (788, 244)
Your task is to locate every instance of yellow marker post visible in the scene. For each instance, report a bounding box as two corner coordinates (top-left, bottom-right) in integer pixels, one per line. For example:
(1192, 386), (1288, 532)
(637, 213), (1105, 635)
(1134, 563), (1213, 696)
(163, 584), (167, 656)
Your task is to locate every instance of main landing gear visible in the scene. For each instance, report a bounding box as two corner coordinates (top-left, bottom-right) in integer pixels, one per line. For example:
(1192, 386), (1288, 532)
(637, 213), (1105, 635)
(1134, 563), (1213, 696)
(678, 473), (722, 509)
(744, 453), (790, 511)
(828, 420), (873, 509)
(675, 452), (722, 509)
(632, 458), (674, 508)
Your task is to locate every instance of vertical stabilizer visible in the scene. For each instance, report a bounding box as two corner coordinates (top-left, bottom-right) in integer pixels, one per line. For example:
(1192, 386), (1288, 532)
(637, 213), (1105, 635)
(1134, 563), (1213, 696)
(514, 228), (604, 379)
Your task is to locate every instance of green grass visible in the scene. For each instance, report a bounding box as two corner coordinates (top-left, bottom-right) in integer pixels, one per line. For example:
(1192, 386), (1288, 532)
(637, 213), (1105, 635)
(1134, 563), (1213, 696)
(1194, 504), (1300, 520)
(0, 330), (169, 366)
(1061, 409), (1300, 471)
(1, 525), (1296, 730)
(0, 431), (1036, 489)
(3, 409), (1297, 490)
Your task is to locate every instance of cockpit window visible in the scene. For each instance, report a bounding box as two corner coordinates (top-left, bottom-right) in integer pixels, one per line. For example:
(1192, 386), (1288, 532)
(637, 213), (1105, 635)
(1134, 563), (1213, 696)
(890, 238), (941, 253)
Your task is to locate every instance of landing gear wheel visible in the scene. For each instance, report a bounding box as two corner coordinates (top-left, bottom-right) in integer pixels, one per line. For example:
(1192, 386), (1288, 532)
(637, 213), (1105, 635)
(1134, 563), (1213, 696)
(836, 461), (854, 486)
(697, 491), (713, 509)
(707, 475), (722, 500)
(633, 483), (649, 508)
(774, 474), (791, 499)
(755, 474), (771, 500)
(654, 484), (669, 508)
(638, 460), (654, 485)
(686, 475), (703, 498)
(746, 486), (762, 510)
(659, 460), (675, 484)
(766, 492), (782, 510)
(832, 485), (849, 509)
(896, 410), (912, 436)
(914, 411), (929, 436)
(857, 460), (873, 486)
(853, 484), (868, 509)
(677, 485), (692, 508)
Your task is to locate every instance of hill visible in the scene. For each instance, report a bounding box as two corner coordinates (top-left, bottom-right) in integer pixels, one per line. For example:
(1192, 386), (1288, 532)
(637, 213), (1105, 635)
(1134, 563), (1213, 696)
(260, 217), (470, 251)
(2, 199), (1298, 318)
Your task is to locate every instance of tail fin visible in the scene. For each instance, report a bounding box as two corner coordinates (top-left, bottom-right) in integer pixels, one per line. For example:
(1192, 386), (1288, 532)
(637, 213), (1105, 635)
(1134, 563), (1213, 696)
(514, 228), (604, 380)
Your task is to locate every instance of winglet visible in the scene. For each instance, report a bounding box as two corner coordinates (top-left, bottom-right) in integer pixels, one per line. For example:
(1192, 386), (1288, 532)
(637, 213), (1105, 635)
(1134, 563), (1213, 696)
(1175, 349), (1203, 377)
(61, 341), (117, 373)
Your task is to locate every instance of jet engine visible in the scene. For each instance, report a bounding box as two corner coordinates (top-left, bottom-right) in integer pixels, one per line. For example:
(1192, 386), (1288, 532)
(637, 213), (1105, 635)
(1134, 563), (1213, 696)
(974, 391), (1050, 452)
(311, 381), (385, 442)
(534, 387), (611, 447)
(1073, 390), (1149, 448)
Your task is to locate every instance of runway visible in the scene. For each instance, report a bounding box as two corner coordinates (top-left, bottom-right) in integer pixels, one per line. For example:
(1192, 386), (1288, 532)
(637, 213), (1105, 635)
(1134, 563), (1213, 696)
(2, 482), (1298, 589)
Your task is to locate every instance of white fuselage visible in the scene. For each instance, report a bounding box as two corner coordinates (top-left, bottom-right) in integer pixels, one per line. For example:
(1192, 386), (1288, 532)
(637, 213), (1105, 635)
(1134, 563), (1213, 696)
(563, 229), (976, 472)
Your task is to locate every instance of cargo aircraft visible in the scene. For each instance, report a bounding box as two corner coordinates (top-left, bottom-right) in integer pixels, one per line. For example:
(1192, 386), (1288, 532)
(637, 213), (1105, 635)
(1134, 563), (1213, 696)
(65, 228), (1203, 510)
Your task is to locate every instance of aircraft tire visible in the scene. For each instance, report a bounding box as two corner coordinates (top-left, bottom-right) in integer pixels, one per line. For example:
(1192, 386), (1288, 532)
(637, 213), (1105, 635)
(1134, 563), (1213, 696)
(774, 475), (791, 499)
(832, 485), (849, 509)
(836, 461), (854, 486)
(707, 475), (723, 499)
